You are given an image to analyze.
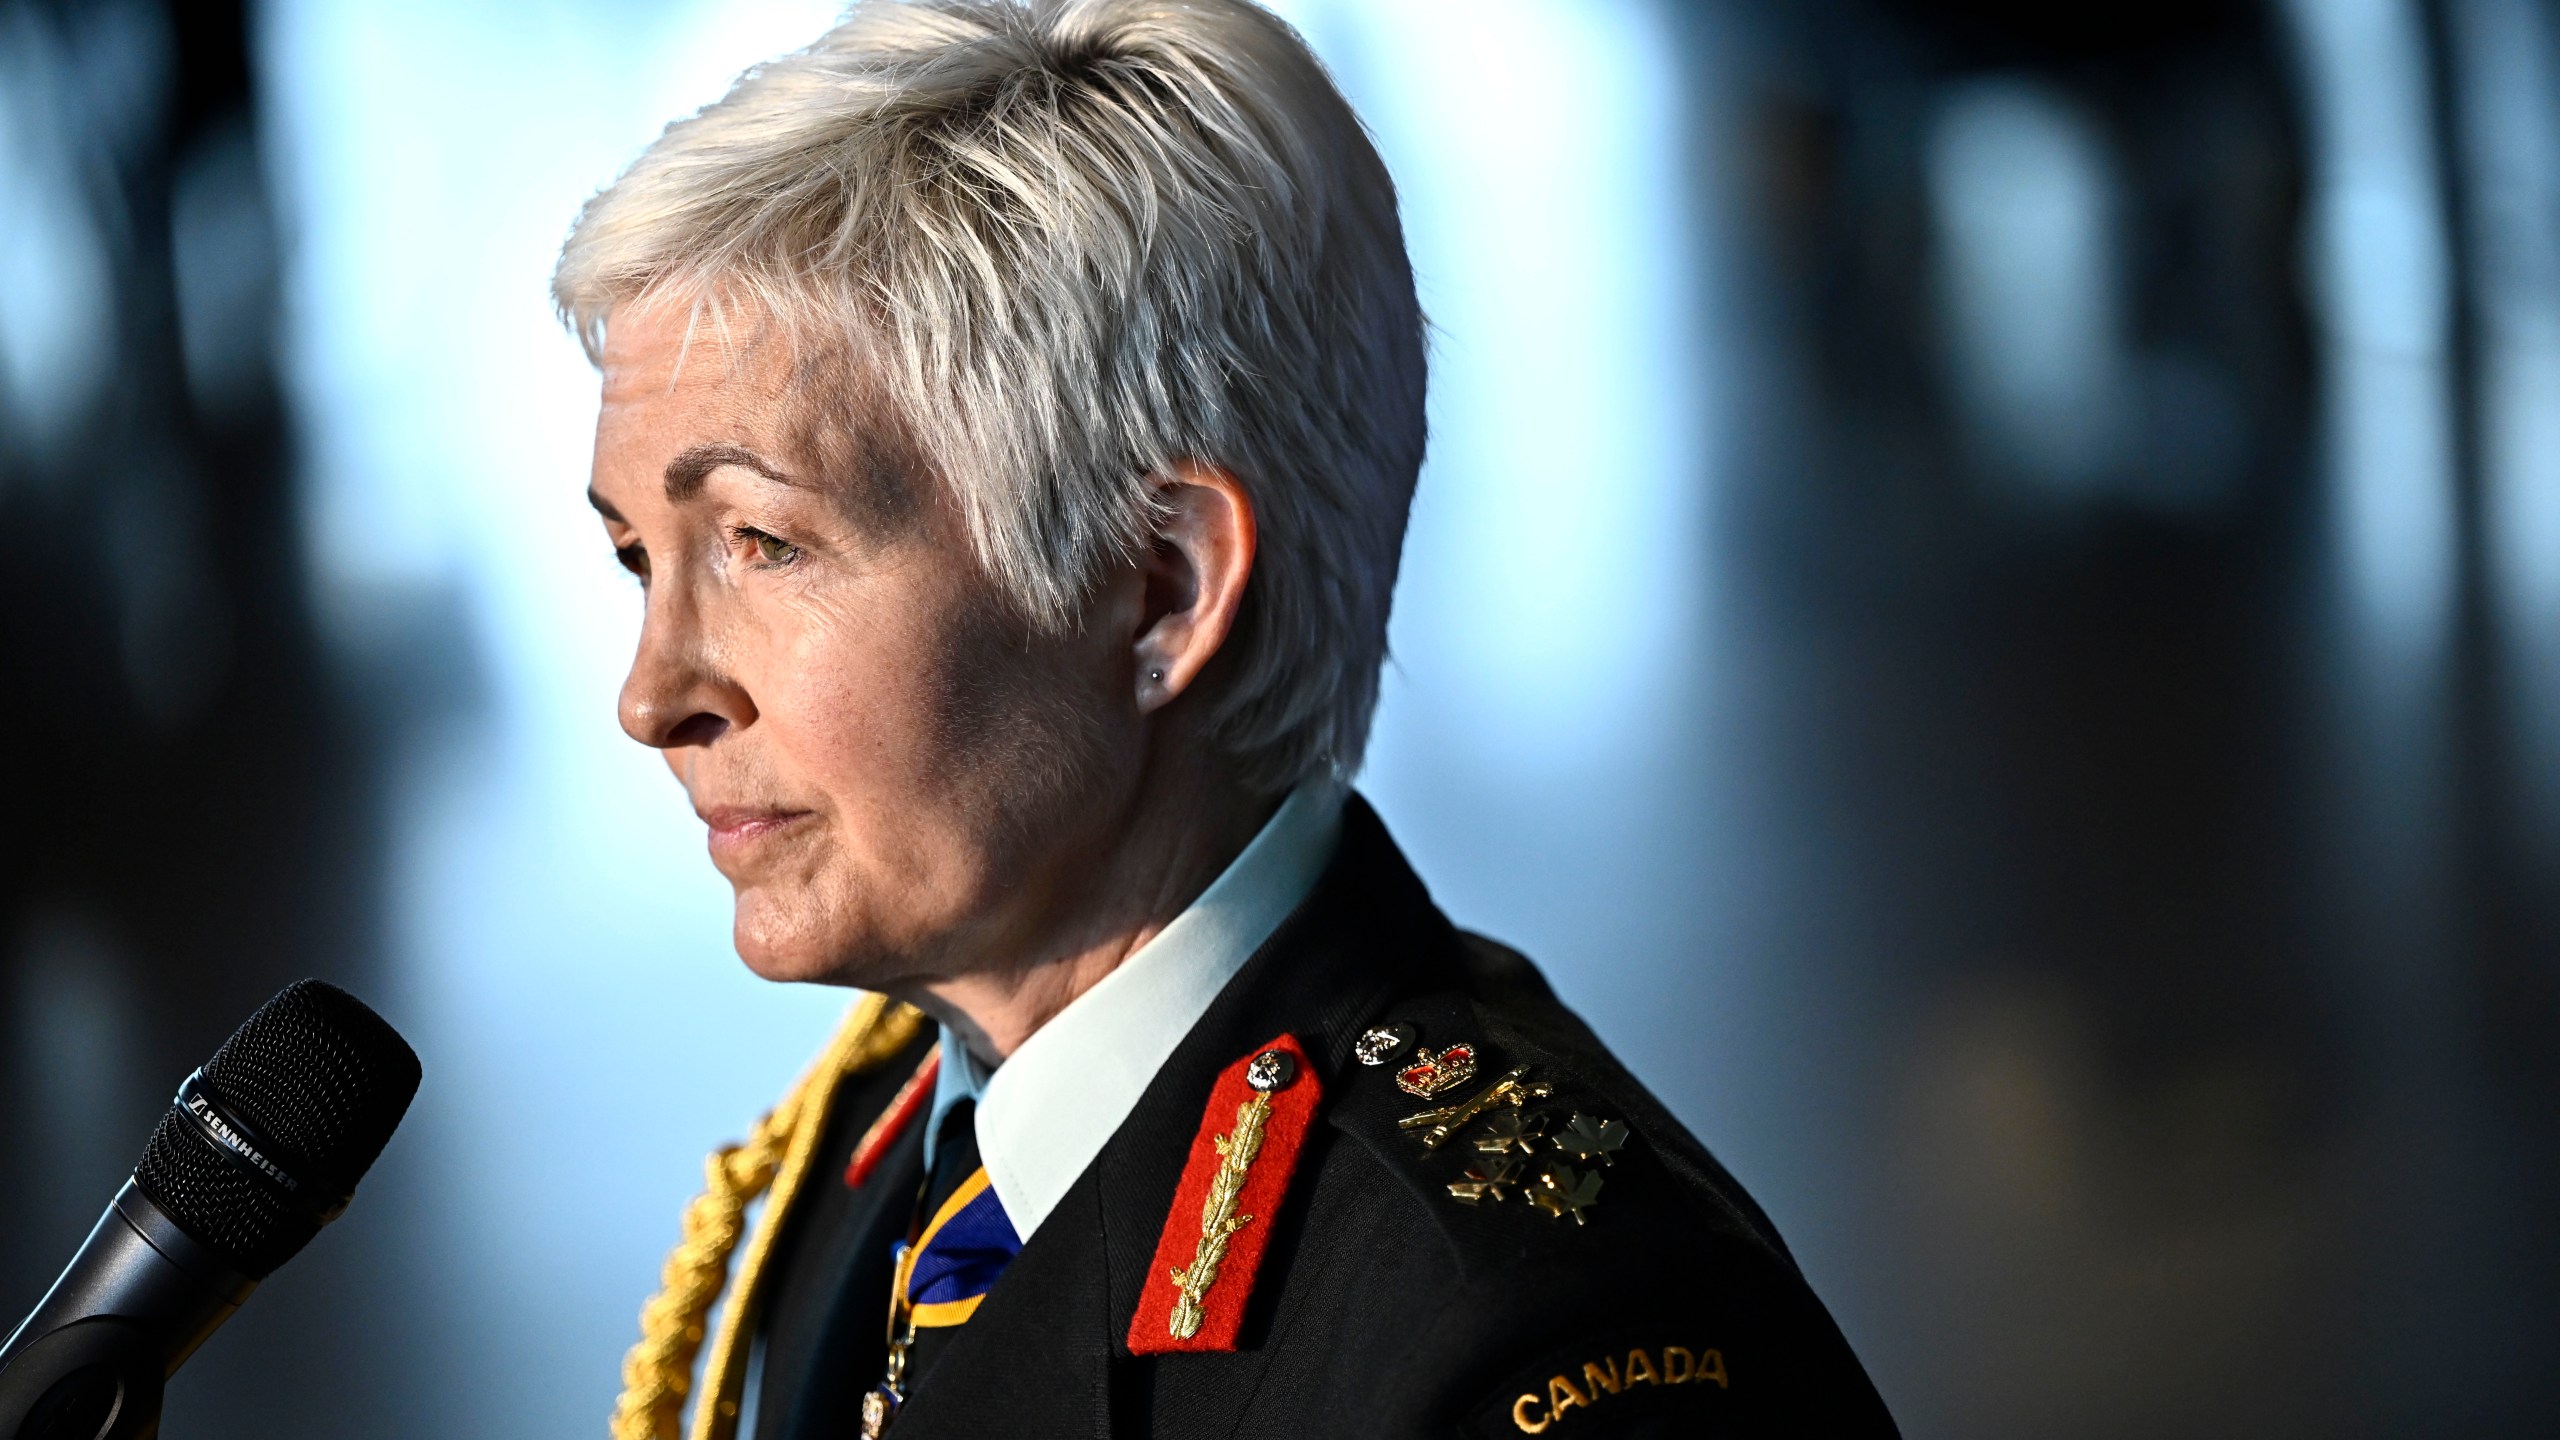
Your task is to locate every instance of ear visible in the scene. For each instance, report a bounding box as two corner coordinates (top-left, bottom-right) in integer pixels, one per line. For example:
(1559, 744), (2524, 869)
(1134, 460), (1256, 713)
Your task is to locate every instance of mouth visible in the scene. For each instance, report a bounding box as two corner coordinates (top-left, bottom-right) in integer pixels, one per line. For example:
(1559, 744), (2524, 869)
(697, 805), (816, 862)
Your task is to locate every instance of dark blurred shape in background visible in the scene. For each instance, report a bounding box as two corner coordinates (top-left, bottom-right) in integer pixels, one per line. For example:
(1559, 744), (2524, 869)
(0, 0), (407, 1431)
(0, 0), (2553, 1436)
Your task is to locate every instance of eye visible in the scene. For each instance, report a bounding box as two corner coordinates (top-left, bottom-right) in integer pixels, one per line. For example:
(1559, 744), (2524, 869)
(735, 526), (802, 567)
(614, 543), (649, 580)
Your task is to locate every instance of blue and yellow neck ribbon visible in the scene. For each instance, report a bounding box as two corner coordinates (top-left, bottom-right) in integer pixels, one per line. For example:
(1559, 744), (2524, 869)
(894, 1168), (1022, 1327)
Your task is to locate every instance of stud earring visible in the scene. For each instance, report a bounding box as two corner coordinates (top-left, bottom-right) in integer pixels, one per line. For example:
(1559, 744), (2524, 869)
(1148, 667), (1165, 683)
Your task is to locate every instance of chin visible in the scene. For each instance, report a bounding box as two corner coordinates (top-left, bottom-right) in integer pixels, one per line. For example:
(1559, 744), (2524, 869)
(730, 894), (868, 986)
(732, 944), (839, 985)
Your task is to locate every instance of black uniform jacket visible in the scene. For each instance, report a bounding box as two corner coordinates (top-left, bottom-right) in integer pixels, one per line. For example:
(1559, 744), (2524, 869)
(751, 797), (1898, 1438)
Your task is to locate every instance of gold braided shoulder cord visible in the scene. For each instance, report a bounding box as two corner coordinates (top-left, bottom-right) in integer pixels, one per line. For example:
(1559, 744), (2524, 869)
(610, 992), (927, 1440)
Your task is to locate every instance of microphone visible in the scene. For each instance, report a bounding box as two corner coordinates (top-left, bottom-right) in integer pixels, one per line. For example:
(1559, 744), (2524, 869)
(0, 980), (421, 1440)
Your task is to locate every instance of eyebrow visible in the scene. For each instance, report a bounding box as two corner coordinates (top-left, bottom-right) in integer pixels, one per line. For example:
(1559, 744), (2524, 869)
(586, 487), (624, 523)
(663, 442), (805, 501)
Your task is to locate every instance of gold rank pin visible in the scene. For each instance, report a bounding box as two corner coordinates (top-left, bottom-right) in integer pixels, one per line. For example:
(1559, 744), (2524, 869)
(1447, 1155), (1525, 1204)
(1397, 1066), (1551, 1150)
(1525, 1163), (1603, 1225)
(1383, 1042), (1630, 1224)
(1412, 1082), (1628, 1222)
(1554, 1113), (1628, 1166)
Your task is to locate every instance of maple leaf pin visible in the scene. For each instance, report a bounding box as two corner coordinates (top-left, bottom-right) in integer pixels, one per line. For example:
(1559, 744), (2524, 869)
(1473, 1108), (1544, 1155)
(1447, 1155), (1524, 1204)
(1527, 1163), (1604, 1225)
(1555, 1113), (1629, 1167)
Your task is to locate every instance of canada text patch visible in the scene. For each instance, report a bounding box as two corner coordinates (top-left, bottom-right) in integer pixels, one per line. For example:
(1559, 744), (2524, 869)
(1480, 1340), (1732, 1434)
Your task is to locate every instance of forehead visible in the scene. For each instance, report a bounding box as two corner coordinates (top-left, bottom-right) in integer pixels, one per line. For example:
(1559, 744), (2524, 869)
(591, 299), (926, 536)
(598, 301), (797, 421)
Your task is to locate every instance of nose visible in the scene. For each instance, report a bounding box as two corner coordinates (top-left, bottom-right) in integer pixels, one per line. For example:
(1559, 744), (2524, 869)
(619, 590), (753, 750)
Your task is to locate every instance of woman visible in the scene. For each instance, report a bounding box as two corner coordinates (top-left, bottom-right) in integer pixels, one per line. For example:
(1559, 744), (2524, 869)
(556, 1), (1896, 1436)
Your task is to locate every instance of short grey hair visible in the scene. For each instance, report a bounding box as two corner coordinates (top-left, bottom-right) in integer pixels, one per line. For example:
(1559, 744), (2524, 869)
(553, 0), (1425, 794)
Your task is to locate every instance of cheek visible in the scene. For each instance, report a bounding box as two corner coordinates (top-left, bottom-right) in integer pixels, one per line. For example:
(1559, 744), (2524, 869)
(749, 576), (1023, 830)
(779, 581), (1123, 838)
(766, 603), (944, 794)
(917, 595), (1125, 818)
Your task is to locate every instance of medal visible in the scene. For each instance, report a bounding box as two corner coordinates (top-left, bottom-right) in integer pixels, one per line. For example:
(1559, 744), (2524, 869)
(863, 1211), (927, 1435)
(860, 1382), (901, 1439)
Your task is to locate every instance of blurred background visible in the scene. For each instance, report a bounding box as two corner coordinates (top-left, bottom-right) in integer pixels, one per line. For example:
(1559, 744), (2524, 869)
(2, 0), (2556, 1434)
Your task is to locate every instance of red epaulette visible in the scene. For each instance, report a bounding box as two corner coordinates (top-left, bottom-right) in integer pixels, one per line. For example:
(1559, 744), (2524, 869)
(1127, 1034), (1321, 1354)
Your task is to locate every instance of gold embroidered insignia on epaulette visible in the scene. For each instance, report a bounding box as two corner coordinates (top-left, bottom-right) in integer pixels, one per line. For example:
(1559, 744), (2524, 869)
(1168, 1101), (1261, 1337)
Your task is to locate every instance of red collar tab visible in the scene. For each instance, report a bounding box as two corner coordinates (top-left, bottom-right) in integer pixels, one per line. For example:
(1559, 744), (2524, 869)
(845, 1048), (940, 1190)
(1126, 1033), (1322, 1355)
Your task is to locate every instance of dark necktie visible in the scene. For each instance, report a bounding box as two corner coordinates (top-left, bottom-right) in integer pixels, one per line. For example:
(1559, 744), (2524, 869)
(885, 1101), (1021, 1402)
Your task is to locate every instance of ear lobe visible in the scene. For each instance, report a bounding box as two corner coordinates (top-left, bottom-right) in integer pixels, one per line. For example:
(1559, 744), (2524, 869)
(1134, 461), (1256, 713)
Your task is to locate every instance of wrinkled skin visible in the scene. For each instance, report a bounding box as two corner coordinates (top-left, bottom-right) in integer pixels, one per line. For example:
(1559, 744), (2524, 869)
(585, 302), (1261, 1057)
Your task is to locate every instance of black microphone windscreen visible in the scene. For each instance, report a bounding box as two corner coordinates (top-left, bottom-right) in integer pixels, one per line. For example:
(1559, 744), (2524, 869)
(133, 980), (422, 1277)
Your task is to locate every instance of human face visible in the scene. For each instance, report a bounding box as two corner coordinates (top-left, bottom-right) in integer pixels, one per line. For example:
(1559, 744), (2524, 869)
(585, 304), (1136, 987)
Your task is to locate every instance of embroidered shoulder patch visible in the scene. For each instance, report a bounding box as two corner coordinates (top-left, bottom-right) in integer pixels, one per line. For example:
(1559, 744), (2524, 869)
(1467, 1333), (1735, 1436)
(1126, 1034), (1322, 1354)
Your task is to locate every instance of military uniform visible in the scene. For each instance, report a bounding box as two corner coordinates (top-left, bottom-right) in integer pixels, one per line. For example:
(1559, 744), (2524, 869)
(711, 795), (1895, 1438)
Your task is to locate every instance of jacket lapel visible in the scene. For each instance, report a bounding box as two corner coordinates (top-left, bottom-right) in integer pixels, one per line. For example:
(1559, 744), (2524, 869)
(754, 1044), (936, 1440)
(880, 1169), (1122, 1439)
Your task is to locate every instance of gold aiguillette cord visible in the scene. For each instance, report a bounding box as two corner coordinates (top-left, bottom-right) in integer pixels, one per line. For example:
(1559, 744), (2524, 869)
(609, 992), (926, 1440)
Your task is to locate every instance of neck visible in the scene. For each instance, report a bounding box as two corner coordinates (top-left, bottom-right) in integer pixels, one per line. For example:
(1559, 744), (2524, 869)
(901, 745), (1274, 1064)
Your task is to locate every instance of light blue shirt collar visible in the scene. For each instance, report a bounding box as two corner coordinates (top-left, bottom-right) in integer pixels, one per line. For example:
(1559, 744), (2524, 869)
(920, 779), (1344, 1237)
(924, 1022), (992, 1162)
